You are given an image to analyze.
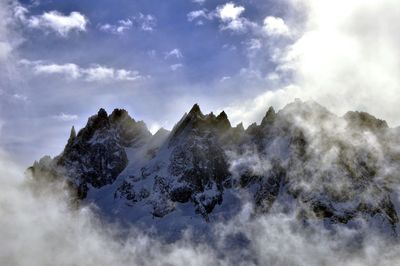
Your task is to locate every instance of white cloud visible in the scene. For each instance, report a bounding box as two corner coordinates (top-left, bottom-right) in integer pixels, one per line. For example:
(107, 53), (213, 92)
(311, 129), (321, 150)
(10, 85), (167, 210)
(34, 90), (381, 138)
(245, 39), (262, 50)
(187, 9), (211, 22)
(99, 19), (132, 34)
(0, 1), (22, 62)
(52, 113), (78, 122)
(225, 0), (400, 128)
(137, 13), (157, 31)
(148, 123), (161, 134)
(12, 94), (28, 102)
(115, 69), (142, 81)
(0, 42), (12, 61)
(170, 64), (183, 71)
(15, 6), (88, 37)
(83, 65), (115, 81)
(216, 2), (247, 31)
(3, 147), (400, 266)
(99, 14), (156, 34)
(188, 3), (256, 32)
(165, 48), (183, 60)
(220, 76), (231, 82)
(34, 63), (81, 79)
(263, 16), (290, 36)
(192, 0), (206, 4)
(20, 60), (142, 82)
(216, 2), (245, 21)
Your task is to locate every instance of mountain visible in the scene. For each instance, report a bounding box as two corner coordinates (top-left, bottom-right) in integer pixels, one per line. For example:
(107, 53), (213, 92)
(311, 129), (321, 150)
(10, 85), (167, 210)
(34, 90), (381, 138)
(28, 100), (400, 237)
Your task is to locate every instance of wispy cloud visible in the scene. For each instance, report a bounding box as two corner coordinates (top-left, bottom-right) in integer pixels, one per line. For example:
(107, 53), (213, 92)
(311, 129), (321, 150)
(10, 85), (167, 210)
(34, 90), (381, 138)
(99, 19), (133, 35)
(137, 13), (157, 31)
(12, 94), (28, 102)
(220, 76), (231, 82)
(187, 9), (213, 22)
(192, 0), (206, 4)
(14, 5), (88, 37)
(170, 63), (183, 71)
(52, 113), (78, 122)
(263, 16), (290, 37)
(165, 48), (183, 60)
(20, 60), (143, 82)
(224, 0), (400, 129)
(99, 13), (156, 34)
(187, 2), (256, 33)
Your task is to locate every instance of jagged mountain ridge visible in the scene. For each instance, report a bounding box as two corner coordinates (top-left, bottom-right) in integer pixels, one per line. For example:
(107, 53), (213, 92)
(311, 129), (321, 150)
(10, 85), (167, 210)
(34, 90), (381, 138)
(29, 100), (400, 235)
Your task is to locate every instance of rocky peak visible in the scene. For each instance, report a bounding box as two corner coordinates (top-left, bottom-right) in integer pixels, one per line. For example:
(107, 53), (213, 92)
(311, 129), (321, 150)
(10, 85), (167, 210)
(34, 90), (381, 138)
(246, 122), (258, 132)
(30, 99), (400, 232)
(278, 100), (335, 126)
(154, 127), (170, 138)
(344, 111), (388, 132)
(78, 108), (110, 141)
(188, 103), (203, 117)
(97, 108), (108, 119)
(217, 110), (227, 120)
(261, 107), (276, 127)
(215, 111), (231, 131)
(69, 126), (76, 140)
(65, 126), (77, 151)
(109, 108), (134, 123)
(235, 122), (245, 132)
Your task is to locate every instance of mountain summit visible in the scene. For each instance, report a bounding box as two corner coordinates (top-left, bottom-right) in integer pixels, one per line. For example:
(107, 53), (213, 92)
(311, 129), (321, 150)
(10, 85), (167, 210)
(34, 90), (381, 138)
(29, 100), (400, 237)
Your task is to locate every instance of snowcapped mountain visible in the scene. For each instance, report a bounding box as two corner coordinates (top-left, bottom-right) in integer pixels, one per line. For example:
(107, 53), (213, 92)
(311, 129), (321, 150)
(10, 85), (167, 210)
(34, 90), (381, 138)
(28, 100), (400, 236)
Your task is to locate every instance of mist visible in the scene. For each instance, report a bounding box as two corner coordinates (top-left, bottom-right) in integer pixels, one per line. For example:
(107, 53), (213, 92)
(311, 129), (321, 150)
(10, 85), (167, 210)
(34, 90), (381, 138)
(3, 128), (400, 266)
(2, 0), (400, 265)
(227, 0), (400, 128)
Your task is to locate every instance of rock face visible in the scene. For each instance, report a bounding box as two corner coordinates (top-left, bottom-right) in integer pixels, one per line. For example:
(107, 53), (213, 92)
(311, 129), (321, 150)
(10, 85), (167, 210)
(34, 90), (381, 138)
(32, 108), (151, 199)
(29, 100), (400, 235)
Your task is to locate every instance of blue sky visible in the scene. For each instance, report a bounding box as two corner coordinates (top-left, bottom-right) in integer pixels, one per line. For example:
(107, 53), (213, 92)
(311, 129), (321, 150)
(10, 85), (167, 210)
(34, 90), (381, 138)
(0, 0), (298, 164)
(2, 0), (400, 165)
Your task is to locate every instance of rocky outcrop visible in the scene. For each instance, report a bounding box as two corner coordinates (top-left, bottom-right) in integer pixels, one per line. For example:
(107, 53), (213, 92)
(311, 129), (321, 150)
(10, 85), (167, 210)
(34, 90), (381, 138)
(30, 108), (151, 199)
(28, 100), (400, 234)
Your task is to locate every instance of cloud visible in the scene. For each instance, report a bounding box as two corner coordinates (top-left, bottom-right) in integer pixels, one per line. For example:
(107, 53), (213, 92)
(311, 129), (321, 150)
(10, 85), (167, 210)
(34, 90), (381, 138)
(192, 0), (206, 4)
(225, 0), (400, 128)
(216, 2), (245, 21)
(220, 76), (231, 82)
(0, 150), (223, 266)
(0, 1), (22, 62)
(82, 65), (115, 81)
(20, 60), (142, 82)
(99, 13), (156, 34)
(15, 5), (88, 37)
(187, 9), (212, 22)
(245, 39), (262, 50)
(216, 2), (249, 32)
(99, 19), (133, 34)
(12, 94), (28, 102)
(0, 42), (12, 61)
(188, 2), (255, 32)
(137, 13), (157, 31)
(2, 142), (400, 266)
(170, 63), (183, 71)
(263, 16), (290, 36)
(52, 113), (78, 122)
(114, 69), (142, 81)
(165, 48), (183, 60)
(33, 62), (81, 79)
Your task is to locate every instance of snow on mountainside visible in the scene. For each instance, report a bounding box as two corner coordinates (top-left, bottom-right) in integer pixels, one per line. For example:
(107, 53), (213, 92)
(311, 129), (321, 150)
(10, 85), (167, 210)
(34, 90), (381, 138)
(28, 99), (400, 236)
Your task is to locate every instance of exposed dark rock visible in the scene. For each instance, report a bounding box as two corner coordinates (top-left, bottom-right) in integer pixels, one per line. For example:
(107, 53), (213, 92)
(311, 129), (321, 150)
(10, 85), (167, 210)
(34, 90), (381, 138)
(28, 100), (400, 232)
(170, 185), (193, 203)
(261, 107), (276, 127)
(344, 111), (389, 132)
